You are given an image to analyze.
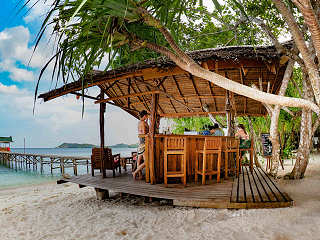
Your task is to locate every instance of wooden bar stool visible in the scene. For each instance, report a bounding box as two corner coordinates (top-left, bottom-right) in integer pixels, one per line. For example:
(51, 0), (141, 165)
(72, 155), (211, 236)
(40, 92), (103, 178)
(195, 137), (222, 184)
(164, 137), (187, 186)
(224, 138), (240, 178)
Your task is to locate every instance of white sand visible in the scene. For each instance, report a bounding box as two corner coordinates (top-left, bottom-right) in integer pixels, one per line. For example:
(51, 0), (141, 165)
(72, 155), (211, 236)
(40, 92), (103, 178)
(1, 155), (320, 240)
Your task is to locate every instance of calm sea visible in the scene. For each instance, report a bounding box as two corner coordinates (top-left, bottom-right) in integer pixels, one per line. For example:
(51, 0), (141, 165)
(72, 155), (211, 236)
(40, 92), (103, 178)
(0, 147), (134, 188)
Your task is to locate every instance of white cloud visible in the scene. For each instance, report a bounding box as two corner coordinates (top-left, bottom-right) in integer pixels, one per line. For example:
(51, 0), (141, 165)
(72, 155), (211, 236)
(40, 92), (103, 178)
(0, 26), (48, 68)
(23, 0), (55, 24)
(0, 25), (56, 84)
(0, 82), (25, 95)
(0, 59), (35, 82)
(0, 83), (138, 147)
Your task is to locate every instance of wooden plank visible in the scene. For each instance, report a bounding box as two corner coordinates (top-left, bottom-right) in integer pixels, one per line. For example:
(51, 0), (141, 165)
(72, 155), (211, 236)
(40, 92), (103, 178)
(243, 166), (254, 203)
(256, 167), (289, 202)
(228, 201), (293, 209)
(252, 167), (276, 202)
(230, 176), (239, 203)
(237, 168), (246, 202)
(246, 165), (264, 202)
(174, 199), (230, 208)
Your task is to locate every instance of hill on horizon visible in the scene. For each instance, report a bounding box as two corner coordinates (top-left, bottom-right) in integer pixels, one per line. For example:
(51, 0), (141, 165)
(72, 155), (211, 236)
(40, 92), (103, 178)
(56, 142), (138, 148)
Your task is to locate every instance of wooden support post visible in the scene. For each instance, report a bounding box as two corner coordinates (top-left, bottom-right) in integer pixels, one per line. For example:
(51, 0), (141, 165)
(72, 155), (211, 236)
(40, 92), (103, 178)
(145, 135), (150, 183)
(50, 158), (53, 175)
(226, 91), (235, 136)
(60, 158), (64, 174)
(99, 90), (106, 178)
(86, 159), (89, 174)
(149, 93), (159, 184)
(94, 188), (109, 200)
(73, 159), (78, 176)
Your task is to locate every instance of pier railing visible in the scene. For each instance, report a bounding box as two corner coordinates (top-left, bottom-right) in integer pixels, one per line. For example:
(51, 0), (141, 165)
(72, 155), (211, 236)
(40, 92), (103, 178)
(0, 151), (91, 176)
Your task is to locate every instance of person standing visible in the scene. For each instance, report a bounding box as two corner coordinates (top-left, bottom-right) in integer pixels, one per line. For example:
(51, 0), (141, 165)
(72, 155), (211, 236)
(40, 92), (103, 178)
(208, 123), (224, 136)
(235, 124), (251, 162)
(133, 110), (149, 179)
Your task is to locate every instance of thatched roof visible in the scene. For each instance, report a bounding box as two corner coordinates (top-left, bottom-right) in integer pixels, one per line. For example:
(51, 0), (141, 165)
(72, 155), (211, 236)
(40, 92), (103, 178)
(38, 44), (291, 119)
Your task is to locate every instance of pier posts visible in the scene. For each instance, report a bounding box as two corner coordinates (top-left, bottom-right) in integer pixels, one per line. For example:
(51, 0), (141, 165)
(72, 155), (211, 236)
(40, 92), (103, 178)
(40, 157), (43, 174)
(60, 158), (65, 175)
(0, 152), (90, 176)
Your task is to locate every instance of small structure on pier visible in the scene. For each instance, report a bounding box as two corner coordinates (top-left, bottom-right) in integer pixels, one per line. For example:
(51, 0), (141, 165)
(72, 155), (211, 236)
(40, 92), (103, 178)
(0, 136), (13, 152)
(37, 44), (293, 208)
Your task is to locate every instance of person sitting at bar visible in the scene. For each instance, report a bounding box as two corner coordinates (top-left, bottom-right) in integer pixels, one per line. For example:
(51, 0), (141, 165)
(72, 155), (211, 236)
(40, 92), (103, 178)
(208, 123), (224, 136)
(133, 110), (149, 180)
(235, 124), (251, 162)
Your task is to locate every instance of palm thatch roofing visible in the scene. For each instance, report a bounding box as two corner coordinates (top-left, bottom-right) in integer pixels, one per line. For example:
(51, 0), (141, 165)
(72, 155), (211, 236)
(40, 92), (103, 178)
(0, 137), (13, 143)
(38, 43), (291, 119)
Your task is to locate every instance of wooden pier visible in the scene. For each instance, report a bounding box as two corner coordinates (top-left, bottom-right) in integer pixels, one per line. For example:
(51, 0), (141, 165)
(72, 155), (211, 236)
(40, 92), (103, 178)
(58, 166), (293, 209)
(0, 151), (91, 176)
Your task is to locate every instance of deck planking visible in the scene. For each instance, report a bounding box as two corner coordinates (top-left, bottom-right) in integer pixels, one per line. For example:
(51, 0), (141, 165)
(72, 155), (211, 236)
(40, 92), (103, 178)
(59, 166), (293, 209)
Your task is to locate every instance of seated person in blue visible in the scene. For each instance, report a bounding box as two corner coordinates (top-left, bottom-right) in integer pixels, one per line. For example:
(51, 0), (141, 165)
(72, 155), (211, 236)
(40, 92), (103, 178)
(208, 123), (224, 136)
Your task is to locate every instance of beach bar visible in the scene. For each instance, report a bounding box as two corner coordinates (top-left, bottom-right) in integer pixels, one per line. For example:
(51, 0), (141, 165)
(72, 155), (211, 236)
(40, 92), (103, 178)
(38, 44), (293, 208)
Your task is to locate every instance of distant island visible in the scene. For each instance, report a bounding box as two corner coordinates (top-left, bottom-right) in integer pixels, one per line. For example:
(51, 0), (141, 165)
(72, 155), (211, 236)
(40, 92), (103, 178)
(111, 143), (138, 148)
(56, 143), (138, 148)
(56, 143), (97, 148)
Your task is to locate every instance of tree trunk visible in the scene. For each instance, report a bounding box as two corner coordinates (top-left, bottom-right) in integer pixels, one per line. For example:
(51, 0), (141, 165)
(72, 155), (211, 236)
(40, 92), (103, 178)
(269, 106), (281, 176)
(143, 41), (320, 115)
(268, 59), (294, 176)
(248, 117), (262, 168)
(290, 78), (313, 179)
(290, 108), (312, 179)
(272, 0), (320, 107)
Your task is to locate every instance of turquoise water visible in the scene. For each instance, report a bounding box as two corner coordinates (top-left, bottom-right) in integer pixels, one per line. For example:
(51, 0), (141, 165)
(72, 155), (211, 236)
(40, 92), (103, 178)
(0, 147), (134, 188)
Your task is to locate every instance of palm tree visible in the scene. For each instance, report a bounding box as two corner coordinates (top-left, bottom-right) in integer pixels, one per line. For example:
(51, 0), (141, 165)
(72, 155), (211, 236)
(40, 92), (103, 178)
(33, 0), (319, 114)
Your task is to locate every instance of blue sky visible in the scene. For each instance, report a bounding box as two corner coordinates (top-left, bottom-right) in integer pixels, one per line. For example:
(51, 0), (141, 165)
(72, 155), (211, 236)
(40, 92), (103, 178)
(0, 0), (139, 148)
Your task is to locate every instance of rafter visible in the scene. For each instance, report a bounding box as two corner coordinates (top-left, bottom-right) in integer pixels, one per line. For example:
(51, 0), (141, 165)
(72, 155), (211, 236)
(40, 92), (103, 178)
(134, 77), (195, 112)
(132, 77), (151, 112)
(160, 111), (226, 118)
(159, 82), (177, 113)
(144, 84), (165, 114)
(188, 73), (203, 111)
(95, 91), (160, 104)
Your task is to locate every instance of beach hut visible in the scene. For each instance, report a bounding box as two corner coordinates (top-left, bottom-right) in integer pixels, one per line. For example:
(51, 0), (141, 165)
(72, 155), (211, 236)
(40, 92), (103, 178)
(0, 136), (13, 152)
(38, 44), (294, 208)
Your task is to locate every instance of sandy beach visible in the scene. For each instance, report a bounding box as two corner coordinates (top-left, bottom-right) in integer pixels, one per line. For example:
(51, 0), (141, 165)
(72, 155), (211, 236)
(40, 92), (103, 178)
(1, 155), (320, 240)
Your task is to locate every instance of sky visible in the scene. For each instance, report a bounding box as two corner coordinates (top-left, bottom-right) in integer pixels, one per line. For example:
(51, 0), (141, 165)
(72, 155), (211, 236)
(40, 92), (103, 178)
(0, 1), (216, 148)
(0, 0), (140, 148)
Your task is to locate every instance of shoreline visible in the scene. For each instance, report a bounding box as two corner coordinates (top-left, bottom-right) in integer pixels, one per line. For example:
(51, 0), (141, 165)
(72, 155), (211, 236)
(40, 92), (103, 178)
(1, 156), (320, 239)
(0, 180), (57, 192)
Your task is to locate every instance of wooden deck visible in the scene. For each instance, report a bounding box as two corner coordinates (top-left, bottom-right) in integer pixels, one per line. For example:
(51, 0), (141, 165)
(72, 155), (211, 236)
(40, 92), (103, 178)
(58, 166), (293, 209)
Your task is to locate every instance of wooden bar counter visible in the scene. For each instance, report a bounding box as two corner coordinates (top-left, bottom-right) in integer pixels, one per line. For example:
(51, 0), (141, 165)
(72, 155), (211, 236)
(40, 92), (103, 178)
(144, 134), (251, 184)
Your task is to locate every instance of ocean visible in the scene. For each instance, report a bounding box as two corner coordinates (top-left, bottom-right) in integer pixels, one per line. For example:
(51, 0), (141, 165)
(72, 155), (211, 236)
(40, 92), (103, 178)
(0, 147), (134, 188)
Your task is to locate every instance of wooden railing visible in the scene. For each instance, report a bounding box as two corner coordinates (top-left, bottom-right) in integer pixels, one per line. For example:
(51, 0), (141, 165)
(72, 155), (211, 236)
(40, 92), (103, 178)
(0, 151), (91, 176)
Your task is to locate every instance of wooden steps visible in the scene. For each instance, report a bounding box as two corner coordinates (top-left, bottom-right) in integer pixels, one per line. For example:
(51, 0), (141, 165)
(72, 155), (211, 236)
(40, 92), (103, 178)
(229, 166), (293, 209)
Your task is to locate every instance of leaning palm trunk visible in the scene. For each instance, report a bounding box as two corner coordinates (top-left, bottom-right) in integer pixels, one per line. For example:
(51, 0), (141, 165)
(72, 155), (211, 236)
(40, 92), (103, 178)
(138, 9), (320, 115)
